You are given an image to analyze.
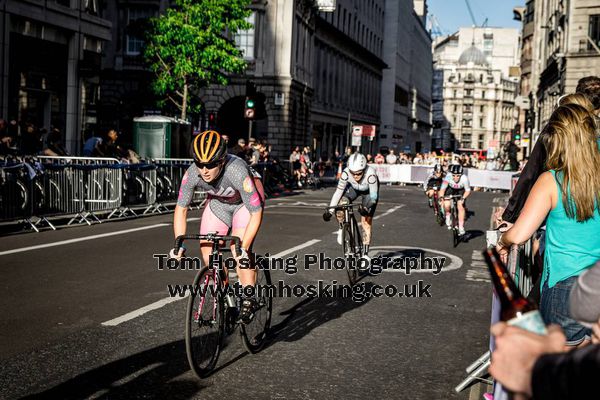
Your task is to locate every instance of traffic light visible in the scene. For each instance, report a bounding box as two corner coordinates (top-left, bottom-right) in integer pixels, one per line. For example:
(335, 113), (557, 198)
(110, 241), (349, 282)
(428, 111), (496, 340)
(208, 111), (217, 129)
(512, 124), (521, 141)
(244, 96), (256, 119)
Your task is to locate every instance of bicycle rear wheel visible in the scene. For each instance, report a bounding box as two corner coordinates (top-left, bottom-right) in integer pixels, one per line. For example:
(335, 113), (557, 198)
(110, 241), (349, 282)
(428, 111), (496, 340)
(240, 264), (273, 353)
(342, 223), (359, 285)
(185, 267), (224, 378)
(433, 197), (444, 226)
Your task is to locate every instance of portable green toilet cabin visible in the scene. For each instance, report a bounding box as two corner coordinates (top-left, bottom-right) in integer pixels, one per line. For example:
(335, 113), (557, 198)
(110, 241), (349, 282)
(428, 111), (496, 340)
(133, 116), (192, 159)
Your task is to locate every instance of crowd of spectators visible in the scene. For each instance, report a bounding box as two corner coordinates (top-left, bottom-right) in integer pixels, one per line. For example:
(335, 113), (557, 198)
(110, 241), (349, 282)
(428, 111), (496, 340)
(490, 75), (600, 398)
(0, 119), (140, 163)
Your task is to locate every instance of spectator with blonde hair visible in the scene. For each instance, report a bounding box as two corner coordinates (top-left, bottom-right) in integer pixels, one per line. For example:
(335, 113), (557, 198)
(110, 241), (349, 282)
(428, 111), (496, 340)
(496, 103), (600, 346)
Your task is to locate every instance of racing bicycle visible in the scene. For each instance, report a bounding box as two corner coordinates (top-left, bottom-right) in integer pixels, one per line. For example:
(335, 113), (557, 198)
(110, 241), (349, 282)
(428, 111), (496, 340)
(174, 234), (272, 378)
(430, 186), (445, 226)
(325, 204), (364, 285)
(445, 195), (464, 248)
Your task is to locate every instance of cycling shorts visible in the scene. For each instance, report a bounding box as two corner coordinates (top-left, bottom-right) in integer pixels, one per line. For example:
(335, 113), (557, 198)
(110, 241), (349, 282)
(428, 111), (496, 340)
(200, 177), (265, 235)
(341, 185), (379, 217)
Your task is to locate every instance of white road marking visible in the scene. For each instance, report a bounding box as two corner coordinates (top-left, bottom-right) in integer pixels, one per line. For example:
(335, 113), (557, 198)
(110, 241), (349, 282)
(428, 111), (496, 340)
(369, 245), (463, 273)
(466, 250), (491, 282)
(329, 204), (405, 233)
(0, 224), (170, 256)
(101, 239), (321, 327)
(271, 239), (321, 258)
(101, 296), (185, 327)
(373, 204), (405, 220)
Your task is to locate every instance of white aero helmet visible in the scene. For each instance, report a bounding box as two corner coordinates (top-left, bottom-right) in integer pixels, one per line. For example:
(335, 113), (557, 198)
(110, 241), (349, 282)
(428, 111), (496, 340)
(348, 153), (367, 173)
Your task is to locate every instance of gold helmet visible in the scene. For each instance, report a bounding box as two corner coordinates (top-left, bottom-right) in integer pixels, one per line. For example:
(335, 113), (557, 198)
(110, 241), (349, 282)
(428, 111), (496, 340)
(192, 130), (227, 166)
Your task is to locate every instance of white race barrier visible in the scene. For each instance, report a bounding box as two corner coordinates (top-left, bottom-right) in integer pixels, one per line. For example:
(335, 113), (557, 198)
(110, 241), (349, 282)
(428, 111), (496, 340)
(368, 164), (514, 190)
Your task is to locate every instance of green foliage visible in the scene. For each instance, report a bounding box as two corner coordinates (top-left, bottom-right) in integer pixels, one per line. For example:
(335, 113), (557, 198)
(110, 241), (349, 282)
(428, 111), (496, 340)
(144, 0), (252, 119)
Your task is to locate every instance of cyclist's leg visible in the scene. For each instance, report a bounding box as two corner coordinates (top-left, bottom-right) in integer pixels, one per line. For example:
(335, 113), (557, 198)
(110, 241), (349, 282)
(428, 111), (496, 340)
(443, 188), (454, 226)
(457, 189), (466, 231)
(199, 200), (230, 266)
(337, 187), (357, 221)
(231, 176), (265, 287)
(360, 193), (377, 252)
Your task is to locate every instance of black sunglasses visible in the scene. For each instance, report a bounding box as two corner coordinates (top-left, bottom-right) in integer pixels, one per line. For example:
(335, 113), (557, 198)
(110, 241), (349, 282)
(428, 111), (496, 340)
(195, 160), (222, 169)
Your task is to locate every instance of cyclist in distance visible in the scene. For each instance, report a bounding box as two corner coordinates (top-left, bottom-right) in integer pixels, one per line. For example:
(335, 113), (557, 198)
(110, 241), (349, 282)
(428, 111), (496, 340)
(170, 130), (265, 323)
(438, 164), (471, 235)
(323, 152), (379, 256)
(424, 163), (444, 207)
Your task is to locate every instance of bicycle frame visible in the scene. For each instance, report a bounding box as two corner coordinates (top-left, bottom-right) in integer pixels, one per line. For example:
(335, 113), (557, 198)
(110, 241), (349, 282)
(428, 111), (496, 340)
(175, 233), (241, 316)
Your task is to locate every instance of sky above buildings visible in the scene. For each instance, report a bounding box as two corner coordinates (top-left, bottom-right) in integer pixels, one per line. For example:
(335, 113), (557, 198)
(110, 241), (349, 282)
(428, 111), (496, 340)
(428, 0), (525, 35)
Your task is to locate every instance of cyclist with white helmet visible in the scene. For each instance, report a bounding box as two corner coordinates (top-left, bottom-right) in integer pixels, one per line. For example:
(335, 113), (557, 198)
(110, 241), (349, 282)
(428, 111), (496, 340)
(438, 164), (471, 235)
(323, 153), (379, 256)
(170, 130), (265, 324)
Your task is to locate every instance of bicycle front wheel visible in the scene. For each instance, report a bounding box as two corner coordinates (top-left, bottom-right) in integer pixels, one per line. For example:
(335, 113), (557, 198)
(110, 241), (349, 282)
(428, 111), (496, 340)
(185, 267), (224, 378)
(240, 265), (273, 353)
(342, 223), (358, 285)
(452, 206), (460, 248)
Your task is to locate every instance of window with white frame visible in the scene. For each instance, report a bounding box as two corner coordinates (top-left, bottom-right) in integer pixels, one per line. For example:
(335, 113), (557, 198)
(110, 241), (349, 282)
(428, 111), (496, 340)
(127, 8), (154, 55)
(234, 12), (256, 60)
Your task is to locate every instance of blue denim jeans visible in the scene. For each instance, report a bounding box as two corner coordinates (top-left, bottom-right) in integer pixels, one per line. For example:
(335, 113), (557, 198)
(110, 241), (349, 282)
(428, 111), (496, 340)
(540, 275), (592, 345)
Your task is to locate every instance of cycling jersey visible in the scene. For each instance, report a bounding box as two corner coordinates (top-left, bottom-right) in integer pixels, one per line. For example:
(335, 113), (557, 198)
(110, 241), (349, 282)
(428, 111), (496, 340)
(329, 165), (379, 209)
(177, 155), (264, 231)
(441, 173), (471, 197)
(424, 172), (443, 190)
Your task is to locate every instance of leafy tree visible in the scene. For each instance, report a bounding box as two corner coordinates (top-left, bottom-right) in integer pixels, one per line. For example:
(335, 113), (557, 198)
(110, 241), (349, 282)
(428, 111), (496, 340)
(144, 0), (252, 120)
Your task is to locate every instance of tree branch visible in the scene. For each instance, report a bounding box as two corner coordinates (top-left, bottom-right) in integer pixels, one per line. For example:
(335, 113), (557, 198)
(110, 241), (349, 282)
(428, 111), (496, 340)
(167, 95), (183, 110)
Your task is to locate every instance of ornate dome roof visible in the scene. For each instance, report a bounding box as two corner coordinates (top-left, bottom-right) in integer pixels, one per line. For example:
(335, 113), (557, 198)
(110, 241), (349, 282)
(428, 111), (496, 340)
(458, 45), (488, 66)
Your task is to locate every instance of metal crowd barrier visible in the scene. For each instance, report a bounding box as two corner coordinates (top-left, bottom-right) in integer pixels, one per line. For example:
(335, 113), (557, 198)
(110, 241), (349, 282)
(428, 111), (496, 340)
(38, 156), (122, 226)
(0, 162), (34, 227)
(0, 156), (205, 231)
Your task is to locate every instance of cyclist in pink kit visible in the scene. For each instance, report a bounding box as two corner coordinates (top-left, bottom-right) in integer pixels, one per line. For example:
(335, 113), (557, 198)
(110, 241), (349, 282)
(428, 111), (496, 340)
(170, 130), (264, 323)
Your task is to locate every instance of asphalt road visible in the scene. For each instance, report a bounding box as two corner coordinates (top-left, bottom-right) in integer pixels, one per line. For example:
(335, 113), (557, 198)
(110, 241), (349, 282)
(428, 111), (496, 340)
(0, 185), (502, 399)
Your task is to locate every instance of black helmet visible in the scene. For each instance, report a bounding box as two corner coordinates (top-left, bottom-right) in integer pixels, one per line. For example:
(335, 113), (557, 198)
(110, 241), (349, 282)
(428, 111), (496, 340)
(433, 164), (443, 173)
(449, 164), (463, 175)
(192, 130), (227, 166)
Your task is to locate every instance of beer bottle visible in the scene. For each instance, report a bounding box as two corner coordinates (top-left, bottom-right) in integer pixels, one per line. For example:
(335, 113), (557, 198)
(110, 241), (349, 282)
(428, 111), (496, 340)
(483, 248), (547, 335)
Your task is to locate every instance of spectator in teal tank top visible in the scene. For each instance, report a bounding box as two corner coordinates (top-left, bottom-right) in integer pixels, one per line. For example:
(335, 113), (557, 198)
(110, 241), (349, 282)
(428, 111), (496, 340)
(496, 103), (600, 347)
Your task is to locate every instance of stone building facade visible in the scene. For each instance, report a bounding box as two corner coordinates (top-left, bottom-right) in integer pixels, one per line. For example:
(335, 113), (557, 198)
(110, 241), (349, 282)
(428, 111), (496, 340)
(432, 27), (521, 154)
(0, 0), (111, 153)
(199, 0), (432, 158)
(530, 0), (600, 132)
(380, 0), (432, 154)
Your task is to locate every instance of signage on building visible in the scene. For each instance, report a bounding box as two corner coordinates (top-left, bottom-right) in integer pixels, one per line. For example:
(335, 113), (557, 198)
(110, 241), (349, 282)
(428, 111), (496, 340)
(362, 125), (376, 141)
(352, 125), (376, 143)
(316, 0), (336, 12)
(352, 126), (362, 147)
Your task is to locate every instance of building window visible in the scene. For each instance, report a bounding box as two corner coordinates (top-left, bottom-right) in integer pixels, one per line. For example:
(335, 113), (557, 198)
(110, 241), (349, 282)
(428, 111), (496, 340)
(55, 0), (71, 7)
(84, 0), (98, 15)
(482, 90), (486, 98)
(480, 105), (485, 113)
(454, 104), (457, 112)
(465, 89), (473, 97)
(483, 33), (493, 58)
(234, 12), (256, 60)
(479, 118), (484, 128)
(127, 8), (154, 55)
(453, 90), (457, 97)
(589, 15), (600, 51)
